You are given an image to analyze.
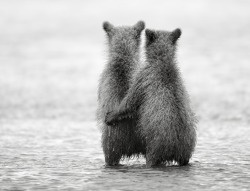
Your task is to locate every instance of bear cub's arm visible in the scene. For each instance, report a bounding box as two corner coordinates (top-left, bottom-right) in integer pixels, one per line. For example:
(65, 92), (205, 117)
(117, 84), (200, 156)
(105, 74), (145, 126)
(105, 107), (135, 126)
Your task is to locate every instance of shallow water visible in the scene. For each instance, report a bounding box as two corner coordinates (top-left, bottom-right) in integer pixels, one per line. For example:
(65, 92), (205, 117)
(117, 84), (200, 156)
(1, 119), (250, 190)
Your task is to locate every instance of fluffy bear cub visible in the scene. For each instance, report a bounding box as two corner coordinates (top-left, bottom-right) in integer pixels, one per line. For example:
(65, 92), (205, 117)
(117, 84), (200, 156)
(97, 21), (146, 166)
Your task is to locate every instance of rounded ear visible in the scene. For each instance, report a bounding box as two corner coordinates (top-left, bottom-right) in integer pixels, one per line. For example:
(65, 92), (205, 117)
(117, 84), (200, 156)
(170, 28), (182, 44)
(134, 21), (145, 32)
(103, 21), (114, 33)
(145, 29), (157, 45)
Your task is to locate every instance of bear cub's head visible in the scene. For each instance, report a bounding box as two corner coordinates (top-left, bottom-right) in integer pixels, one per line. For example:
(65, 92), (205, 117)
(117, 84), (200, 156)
(103, 21), (145, 55)
(145, 28), (181, 59)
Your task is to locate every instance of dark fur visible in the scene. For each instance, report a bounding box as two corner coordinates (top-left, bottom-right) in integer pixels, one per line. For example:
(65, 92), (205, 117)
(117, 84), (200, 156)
(97, 21), (146, 166)
(106, 28), (197, 167)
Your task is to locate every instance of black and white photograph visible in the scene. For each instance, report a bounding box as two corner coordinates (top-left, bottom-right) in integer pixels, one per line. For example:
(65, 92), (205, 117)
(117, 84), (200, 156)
(0, 0), (250, 190)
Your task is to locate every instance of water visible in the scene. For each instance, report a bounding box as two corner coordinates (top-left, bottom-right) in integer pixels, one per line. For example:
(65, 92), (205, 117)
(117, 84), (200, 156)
(1, 0), (250, 190)
(1, 119), (250, 190)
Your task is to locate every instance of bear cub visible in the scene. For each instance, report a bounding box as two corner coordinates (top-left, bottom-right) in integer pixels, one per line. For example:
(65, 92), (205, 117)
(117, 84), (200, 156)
(97, 21), (146, 166)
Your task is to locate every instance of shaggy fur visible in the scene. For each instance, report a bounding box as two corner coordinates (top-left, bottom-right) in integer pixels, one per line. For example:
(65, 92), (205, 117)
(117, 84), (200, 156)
(97, 21), (146, 166)
(105, 28), (197, 167)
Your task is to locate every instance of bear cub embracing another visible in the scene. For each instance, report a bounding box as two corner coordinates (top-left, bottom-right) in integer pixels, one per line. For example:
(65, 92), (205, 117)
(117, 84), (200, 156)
(97, 21), (197, 167)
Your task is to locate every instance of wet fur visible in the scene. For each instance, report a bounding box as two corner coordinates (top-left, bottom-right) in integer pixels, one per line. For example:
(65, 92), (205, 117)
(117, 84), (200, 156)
(105, 28), (197, 167)
(97, 21), (146, 166)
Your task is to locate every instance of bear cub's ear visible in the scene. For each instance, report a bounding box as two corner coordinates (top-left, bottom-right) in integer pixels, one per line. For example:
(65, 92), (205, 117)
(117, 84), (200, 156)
(103, 21), (114, 33)
(145, 29), (157, 45)
(170, 28), (182, 44)
(134, 21), (145, 32)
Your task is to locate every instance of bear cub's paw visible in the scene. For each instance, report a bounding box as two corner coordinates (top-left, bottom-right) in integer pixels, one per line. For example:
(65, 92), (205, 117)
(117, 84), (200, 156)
(105, 110), (132, 125)
(105, 111), (119, 126)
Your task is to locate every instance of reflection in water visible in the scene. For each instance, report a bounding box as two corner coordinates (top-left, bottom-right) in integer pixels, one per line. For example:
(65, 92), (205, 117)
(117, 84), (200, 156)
(0, 120), (250, 190)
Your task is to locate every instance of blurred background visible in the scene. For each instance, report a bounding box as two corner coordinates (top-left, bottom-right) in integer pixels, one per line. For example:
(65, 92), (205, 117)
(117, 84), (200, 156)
(0, 0), (250, 190)
(1, 0), (249, 122)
